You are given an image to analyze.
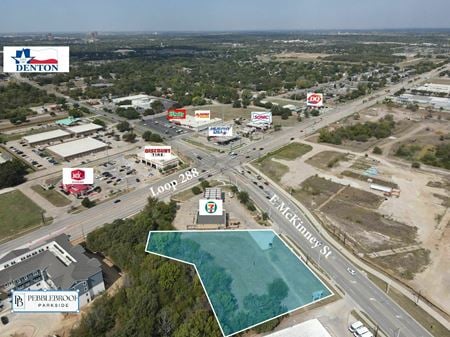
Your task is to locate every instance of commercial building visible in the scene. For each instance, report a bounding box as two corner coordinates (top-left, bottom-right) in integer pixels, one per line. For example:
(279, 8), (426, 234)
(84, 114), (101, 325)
(393, 94), (450, 110)
(46, 137), (109, 161)
(66, 123), (104, 137)
(23, 129), (71, 146)
(204, 188), (223, 200)
(264, 319), (332, 337)
(60, 183), (94, 197)
(55, 116), (81, 126)
(191, 188), (228, 229)
(137, 151), (180, 170)
(172, 114), (223, 132)
(0, 234), (105, 307)
(415, 83), (450, 95)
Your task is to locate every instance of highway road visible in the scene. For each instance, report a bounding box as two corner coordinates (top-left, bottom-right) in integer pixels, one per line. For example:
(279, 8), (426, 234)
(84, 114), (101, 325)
(2, 64), (449, 337)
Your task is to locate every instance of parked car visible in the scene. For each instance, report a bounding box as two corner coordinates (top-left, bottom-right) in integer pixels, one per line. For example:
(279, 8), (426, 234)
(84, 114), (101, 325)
(113, 199), (121, 204)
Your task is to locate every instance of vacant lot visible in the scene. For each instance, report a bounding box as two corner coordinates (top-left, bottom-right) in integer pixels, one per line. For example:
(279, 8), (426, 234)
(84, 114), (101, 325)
(306, 151), (350, 170)
(31, 185), (71, 207)
(335, 186), (384, 210)
(341, 170), (399, 189)
(293, 175), (343, 209)
(255, 143), (312, 182)
(0, 190), (44, 241)
(322, 200), (417, 252)
(371, 248), (431, 280)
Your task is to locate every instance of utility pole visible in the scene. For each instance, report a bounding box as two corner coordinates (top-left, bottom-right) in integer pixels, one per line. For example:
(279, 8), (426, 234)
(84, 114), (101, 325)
(41, 211), (46, 225)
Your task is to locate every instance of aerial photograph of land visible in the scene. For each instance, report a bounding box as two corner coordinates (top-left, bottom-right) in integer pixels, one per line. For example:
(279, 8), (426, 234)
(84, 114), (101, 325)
(0, 1), (449, 337)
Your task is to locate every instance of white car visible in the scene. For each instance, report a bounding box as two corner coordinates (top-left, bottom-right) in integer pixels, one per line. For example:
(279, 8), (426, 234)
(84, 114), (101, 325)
(347, 267), (356, 276)
(354, 326), (369, 337)
(349, 321), (363, 332)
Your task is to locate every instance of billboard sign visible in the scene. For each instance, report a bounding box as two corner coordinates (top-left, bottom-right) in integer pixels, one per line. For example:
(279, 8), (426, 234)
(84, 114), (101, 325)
(208, 126), (233, 137)
(199, 199), (223, 216)
(144, 146), (172, 159)
(251, 111), (272, 124)
(62, 168), (94, 185)
(167, 108), (187, 120)
(3, 46), (70, 73)
(12, 290), (79, 313)
(306, 93), (323, 107)
(194, 110), (211, 120)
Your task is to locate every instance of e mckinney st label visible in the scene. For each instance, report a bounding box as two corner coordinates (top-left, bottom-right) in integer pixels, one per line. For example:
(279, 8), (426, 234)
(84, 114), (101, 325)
(269, 194), (332, 258)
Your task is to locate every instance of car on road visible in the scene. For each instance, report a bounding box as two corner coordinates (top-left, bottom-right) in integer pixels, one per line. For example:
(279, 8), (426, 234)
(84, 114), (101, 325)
(347, 267), (356, 276)
(245, 155), (250, 159)
(263, 181), (269, 186)
(259, 147), (264, 150)
(1, 316), (9, 325)
(207, 174), (213, 177)
(113, 199), (121, 204)
(290, 137), (295, 140)
(136, 178), (140, 182)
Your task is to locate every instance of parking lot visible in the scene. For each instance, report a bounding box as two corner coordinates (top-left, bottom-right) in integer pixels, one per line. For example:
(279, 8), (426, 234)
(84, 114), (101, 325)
(141, 115), (193, 138)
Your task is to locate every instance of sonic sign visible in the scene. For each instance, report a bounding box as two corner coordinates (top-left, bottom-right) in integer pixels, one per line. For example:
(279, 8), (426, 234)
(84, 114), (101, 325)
(3, 47), (70, 73)
(199, 199), (223, 216)
(251, 111), (272, 124)
(306, 93), (323, 107)
(167, 108), (187, 120)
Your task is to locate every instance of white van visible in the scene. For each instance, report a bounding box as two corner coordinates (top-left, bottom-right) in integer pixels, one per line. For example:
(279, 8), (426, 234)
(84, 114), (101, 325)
(349, 321), (363, 332)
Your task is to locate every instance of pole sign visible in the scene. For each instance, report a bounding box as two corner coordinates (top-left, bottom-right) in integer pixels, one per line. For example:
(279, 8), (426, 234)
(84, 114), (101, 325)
(144, 146), (172, 159)
(12, 290), (79, 313)
(62, 168), (94, 185)
(306, 93), (323, 107)
(208, 126), (233, 137)
(167, 108), (187, 120)
(194, 110), (211, 120)
(199, 199), (223, 216)
(3, 46), (70, 73)
(251, 111), (272, 124)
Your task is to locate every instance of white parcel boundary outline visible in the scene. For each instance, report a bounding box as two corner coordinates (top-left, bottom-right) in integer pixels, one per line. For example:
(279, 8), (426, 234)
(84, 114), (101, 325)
(144, 229), (334, 337)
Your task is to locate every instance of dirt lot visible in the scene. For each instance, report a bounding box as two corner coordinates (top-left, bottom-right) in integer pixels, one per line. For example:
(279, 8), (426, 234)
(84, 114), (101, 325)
(258, 134), (450, 312)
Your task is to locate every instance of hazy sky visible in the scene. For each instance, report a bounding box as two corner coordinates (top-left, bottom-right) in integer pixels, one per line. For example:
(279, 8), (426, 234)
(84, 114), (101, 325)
(1, 0), (449, 33)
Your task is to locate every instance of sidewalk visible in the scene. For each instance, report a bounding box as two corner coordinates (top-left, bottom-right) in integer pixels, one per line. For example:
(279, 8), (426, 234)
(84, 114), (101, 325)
(247, 163), (450, 330)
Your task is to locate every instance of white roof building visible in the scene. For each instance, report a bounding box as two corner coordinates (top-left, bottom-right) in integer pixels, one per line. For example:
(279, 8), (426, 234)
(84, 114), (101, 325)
(46, 137), (108, 160)
(137, 152), (179, 170)
(23, 129), (71, 145)
(264, 319), (332, 337)
(415, 83), (450, 94)
(66, 123), (103, 136)
(172, 115), (223, 131)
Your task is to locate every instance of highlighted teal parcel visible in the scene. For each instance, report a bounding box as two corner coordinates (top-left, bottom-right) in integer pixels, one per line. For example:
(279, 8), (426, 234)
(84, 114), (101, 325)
(145, 230), (333, 337)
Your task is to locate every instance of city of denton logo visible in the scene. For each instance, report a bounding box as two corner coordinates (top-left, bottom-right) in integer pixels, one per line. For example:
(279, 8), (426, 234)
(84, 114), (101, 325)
(3, 46), (70, 73)
(205, 201), (218, 214)
(71, 169), (85, 181)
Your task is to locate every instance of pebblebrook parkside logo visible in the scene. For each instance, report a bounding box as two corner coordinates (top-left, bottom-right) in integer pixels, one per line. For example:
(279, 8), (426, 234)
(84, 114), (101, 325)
(3, 46), (70, 73)
(12, 290), (79, 313)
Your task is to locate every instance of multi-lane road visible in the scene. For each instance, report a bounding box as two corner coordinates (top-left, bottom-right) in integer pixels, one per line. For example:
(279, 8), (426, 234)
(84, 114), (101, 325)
(2, 64), (449, 337)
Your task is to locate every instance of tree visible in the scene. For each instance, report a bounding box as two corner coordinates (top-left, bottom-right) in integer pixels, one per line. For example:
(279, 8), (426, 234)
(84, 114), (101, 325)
(412, 162), (421, 169)
(373, 146), (383, 154)
(191, 186), (202, 195)
(116, 121), (131, 132)
(232, 100), (241, 108)
(149, 133), (163, 142)
(92, 118), (106, 127)
(262, 212), (269, 221)
(0, 159), (28, 188)
(81, 197), (96, 208)
(310, 109), (320, 117)
(237, 191), (249, 204)
(122, 132), (137, 143)
(142, 131), (153, 141)
(200, 180), (210, 190)
(151, 100), (165, 113)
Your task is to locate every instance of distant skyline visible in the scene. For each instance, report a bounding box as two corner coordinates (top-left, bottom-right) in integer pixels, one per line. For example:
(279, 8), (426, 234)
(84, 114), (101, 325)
(1, 0), (450, 33)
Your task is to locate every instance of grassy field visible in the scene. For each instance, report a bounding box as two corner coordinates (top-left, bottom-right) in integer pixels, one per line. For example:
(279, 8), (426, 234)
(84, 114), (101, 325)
(371, 248), (431, 280)
(31, 185), (71, 207)
(293, 175), (344, 208)
(367, 273), (449, 337)
(0, 190), (45, 241)
(306, 151), (349, 170)
(253, 143), (312, 182)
